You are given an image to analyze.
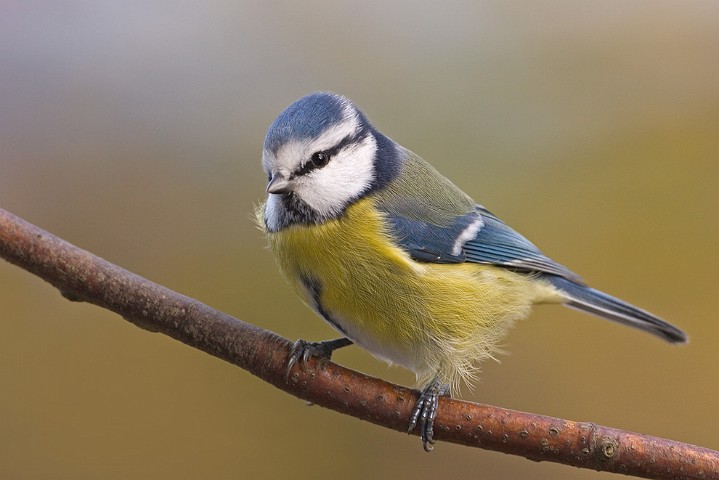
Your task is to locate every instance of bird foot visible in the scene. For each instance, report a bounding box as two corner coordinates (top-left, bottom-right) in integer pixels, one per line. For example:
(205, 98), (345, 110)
(286, 337), (352, 381)
(407, 379), (450, 451)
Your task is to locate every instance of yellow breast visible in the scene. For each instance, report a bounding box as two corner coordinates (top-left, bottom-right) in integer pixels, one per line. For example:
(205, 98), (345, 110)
(261, 196), (554, 390)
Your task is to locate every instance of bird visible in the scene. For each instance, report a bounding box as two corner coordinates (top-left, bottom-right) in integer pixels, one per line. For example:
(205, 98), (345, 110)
(257, 92), (687, 451)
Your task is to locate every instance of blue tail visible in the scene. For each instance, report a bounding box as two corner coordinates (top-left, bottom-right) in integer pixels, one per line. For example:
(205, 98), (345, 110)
(546, 276), (687, 343)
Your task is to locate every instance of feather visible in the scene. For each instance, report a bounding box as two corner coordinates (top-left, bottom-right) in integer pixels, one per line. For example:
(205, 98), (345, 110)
(374, 149), (584, 284)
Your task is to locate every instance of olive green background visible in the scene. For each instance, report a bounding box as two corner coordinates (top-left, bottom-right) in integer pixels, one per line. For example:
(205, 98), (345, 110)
(1, 2), (717, 479)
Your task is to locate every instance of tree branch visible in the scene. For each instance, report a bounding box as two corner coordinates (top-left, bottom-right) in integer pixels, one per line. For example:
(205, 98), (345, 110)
(1, 207), (716, 479)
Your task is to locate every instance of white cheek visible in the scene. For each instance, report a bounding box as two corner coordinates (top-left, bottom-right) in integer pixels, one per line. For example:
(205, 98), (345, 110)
(298, 135), (377, 216)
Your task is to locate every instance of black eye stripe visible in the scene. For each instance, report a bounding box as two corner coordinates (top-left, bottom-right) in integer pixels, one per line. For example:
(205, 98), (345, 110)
(295, 154), (326, 177)
(325, 130), (367, 156)
(293, 130), (369, 178)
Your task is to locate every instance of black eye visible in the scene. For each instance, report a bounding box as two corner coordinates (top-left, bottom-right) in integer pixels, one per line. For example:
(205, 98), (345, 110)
(310, 151), (330, 168)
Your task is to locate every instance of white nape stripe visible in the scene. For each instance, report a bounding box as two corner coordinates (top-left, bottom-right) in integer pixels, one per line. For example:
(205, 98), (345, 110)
(269, 103), (360, 176)
(311, 100), (360, 151)
(451, 216), (484, 256)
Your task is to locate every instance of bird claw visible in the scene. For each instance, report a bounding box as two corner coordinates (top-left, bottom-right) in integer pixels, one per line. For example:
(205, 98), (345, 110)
(408, 380), (450, 452)
(286, 338), (352, 382)
(286, 340), (325, 379)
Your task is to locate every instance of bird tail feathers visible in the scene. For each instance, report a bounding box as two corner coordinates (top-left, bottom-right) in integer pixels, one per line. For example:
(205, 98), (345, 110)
(546, 276), (687, 344)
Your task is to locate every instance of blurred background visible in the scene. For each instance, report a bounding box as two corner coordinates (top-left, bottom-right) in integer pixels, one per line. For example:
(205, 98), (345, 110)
(1, 1), (717, 478)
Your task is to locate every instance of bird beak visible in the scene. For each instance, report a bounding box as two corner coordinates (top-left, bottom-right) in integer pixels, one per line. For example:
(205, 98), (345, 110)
(266, 172), (291, 194)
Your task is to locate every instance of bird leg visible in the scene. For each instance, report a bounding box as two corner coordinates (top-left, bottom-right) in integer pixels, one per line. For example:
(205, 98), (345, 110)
(286, 337), (353, 381)
(408, 377), (450, 451)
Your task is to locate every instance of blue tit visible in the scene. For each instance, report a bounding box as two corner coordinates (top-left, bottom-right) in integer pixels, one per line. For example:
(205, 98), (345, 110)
(257, 92), (687, 451)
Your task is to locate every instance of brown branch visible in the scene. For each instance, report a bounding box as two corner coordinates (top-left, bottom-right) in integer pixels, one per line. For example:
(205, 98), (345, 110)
(0, 206), (716, 479)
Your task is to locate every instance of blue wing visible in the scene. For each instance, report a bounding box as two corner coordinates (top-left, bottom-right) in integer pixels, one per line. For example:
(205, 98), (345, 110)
(382, 205), (585, 285)
(383, 210), (477, 263)
(463, 207), (584, 284)
(372, 149), (583, 283)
